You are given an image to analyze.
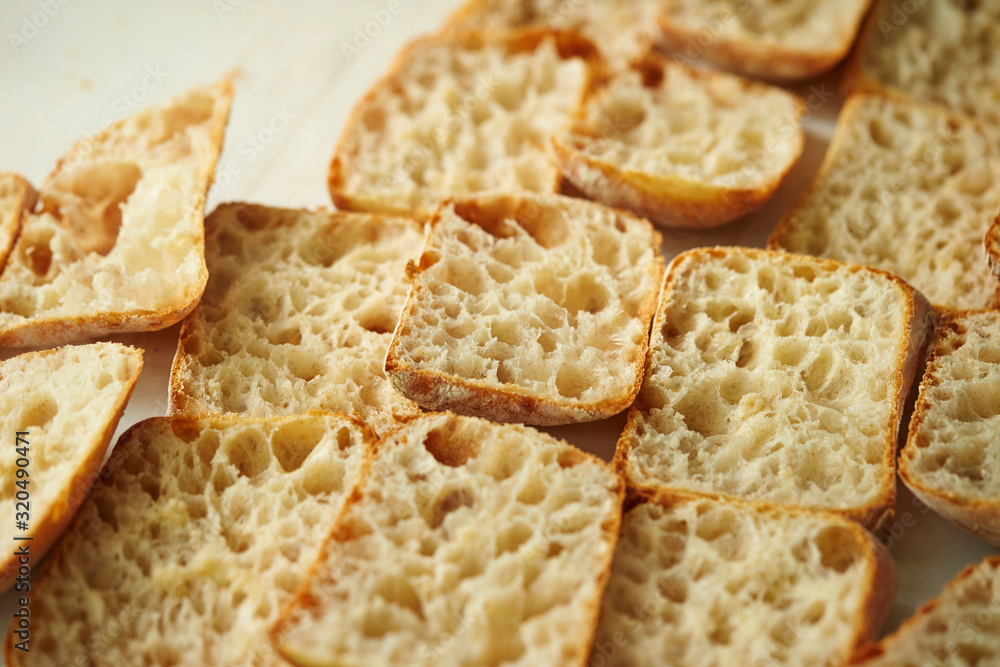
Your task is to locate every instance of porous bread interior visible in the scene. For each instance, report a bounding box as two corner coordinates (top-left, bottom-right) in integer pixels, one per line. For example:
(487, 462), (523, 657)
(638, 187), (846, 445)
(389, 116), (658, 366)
(21, 415), (368, 667)
(622, 249), (910, 514)
(389, 194), (663, 407)
(0, 342), (140, 572)
(663, 0), (871, 53)
(0, 80), (230, 325)
(171, 204), (423, 435)
(855, 0), (1000, 126)
(903, 311), (1000, 503)
(595, 498), (876, 667)
(275, 413), (623, 667)
(334, 33), (590, 216)
(0, 174), (35, 272)
(772, 94), (1000, 310)
(446, 0), (660, 68)
(560, 60), (802, 189)
(856, 557), (1000, 666)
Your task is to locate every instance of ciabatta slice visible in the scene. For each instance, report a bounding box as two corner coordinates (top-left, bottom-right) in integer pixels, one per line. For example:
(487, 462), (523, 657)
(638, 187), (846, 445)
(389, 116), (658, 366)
(552, 54), (804, 229)
(0, 342), (141, 593)
(615, 247), (935, 530)
(0, 79), (233, 347)
(271, 412), (625, 667)
(3, 414), (370, 667)
(384, 193), (664, 425)
(0, 174), (36, 274)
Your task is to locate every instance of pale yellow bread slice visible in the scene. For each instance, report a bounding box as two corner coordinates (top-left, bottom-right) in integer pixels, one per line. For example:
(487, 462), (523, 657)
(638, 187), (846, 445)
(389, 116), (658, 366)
(271, 412), (625, 667)
(0, 342), (141, 593)
(552, 54), (804, 229)
(615, 247), (935, 530)
(384, 193), (665, 425)
(0, 174), (36, 274)
(169, 203), (423, 437)
(3, 413), (371, 667)
(594, 493), (897, 667)
(0, 79), (233, 347)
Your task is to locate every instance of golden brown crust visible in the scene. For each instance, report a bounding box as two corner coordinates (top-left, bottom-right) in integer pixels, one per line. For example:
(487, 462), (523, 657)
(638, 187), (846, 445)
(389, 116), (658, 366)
(0, 174), (36, 277)
(615, 247), (935, 531)
(987, 214), (1000, 280)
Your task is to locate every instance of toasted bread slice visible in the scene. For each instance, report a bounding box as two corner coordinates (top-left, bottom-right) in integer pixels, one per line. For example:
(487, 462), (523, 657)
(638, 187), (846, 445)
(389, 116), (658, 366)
(846, 0), (1000, 126)
(4, 414), (370, 667)
(988, 214), (1000, 279)
(899, 310), (1000, 546)
(658, 0), (873, 81)
(329, 30), (598, 218)
(769, 93), (1000, 311)
(0, 342), (141, 593)
(169, 203), (423, 436)
(444, 0), (661, 69)
(384, 193), (665, 425)
(853, 555), (1000, 665)
(0, 174), (36, 274)
(552, 54), (805, 229)
(594, 493), (896, 667)
(615, 247), (935, 530)
(0, 79), (233, 347)
(271, 412), (625, 667)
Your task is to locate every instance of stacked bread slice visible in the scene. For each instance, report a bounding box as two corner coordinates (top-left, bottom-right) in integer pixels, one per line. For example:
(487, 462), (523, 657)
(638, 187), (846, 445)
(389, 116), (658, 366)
(0, 174), (35, 273)
(169, 203), (423, 436)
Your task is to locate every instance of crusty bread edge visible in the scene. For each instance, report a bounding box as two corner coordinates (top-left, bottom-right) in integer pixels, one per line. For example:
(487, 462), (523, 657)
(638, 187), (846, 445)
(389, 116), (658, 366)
(986, 214), (1000, 281)
(614, 246), (936, 531)
(0, 175), (37, 277)
(0, 342), (143, 600)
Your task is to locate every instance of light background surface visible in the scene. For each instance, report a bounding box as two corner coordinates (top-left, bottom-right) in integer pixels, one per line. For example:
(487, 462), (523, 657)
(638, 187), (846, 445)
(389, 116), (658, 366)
(0, 0), (995, 661)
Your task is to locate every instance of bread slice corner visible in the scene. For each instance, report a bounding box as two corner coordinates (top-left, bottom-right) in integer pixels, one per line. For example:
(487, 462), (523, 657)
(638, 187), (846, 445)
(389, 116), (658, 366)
(0, 174), (37, 276)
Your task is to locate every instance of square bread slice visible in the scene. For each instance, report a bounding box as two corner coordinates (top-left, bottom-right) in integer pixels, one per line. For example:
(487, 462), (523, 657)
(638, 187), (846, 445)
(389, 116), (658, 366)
(988, 215), (1000, 280)
(0, 79), (233, 348)
(658, 0), (873, 81)
(551, 54), (805, 229)
(769, 93), (1000, 311)
(384, 193), (665, 425)
(846, 0), (1000, 126)
(853, 555), (1000, 665)
(0, 174), (36, 274)
(329, 30), (598, 219)
(444, 0), (661, 69)
(0, 342), (141, 593)
(593, 494), (896, 667)
(615, 247), (935, 530)
(3, 413), (371, 667)
(270, 412), (625, 667)
(169, 203), (424, 437)
(899, 310), (1000, 546)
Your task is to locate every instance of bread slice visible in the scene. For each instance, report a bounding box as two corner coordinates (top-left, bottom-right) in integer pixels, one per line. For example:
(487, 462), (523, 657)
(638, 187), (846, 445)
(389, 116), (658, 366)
(271, 412), (625, 667)
(329, 30), (598, 219)
(169, 203), (423, 436)
(899, 310), (1000, 546)
(551, 54), (805, 229)
(658, 0), (873, 81)
(987, 214), (1000, 280)
(4, 413), (370, 667)
(846, 0), (1000, 126)
(615, 247), (935, 530)
(594, 493), (896, 667)
(0, 174), (36, 274)
(0, 342), (141, 594)
(384, 193), (665, 425)
(444, 0), (661, 69)
(853, 555), (1000, 665)
(0, 79), (233, 347)
(769, 93), (1000, 311)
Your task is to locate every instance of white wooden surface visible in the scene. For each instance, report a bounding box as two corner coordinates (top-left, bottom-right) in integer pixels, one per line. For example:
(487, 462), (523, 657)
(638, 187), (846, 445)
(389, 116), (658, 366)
(0, 0), (995, 661)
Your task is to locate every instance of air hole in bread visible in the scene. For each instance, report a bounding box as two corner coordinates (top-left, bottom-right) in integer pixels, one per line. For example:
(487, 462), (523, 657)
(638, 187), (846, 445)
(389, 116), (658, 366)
(196, 431), (221, 468)
(271, 420), (325, 472)
(18, 394), (57, 430)
(149, 91), (215, 143)
(225, 429), (271, 478)
(423, 427), (474, 467)
(814, 525), (862, 573)
(555, 364), (588, 399)
(356, 308), (398, 335)
(496, 522), (533, 555)
(429, 486), (475, 529)
(21, 233), (54, 277)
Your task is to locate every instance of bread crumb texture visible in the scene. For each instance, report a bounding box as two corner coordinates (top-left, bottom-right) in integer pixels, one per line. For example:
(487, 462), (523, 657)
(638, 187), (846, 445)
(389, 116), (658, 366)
(386, 193), (664, 424)
(595, 497), (884, 667)
(0, 79), (232, 347)
(330, 31), (593, 217)
(15, 414), (368, 667)
(771, 94), (1000, 310)
(987, 216), (1000, 279)
(273, 412), (624, 667)
(0, 174), (36, 273)
(619, 247), (924, 522)
(171, 204), (423, 435)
